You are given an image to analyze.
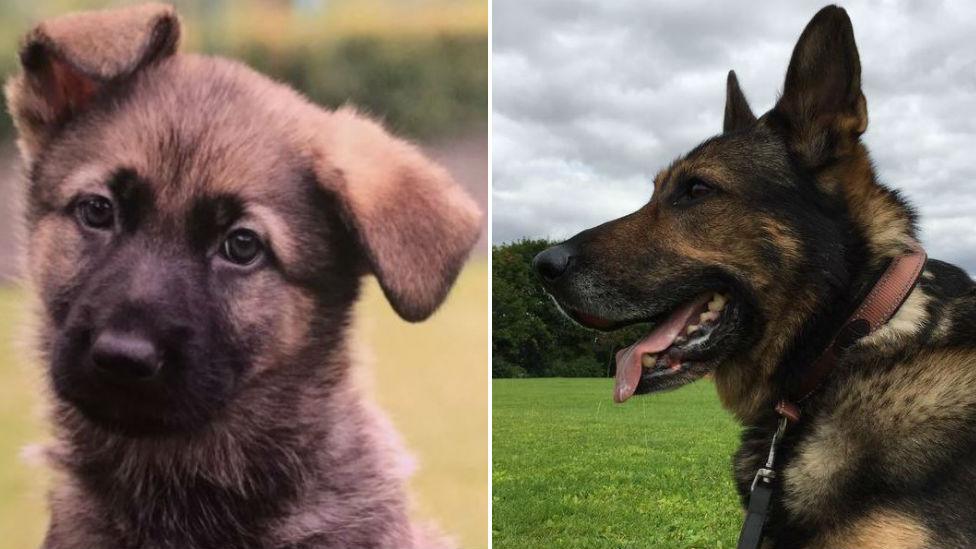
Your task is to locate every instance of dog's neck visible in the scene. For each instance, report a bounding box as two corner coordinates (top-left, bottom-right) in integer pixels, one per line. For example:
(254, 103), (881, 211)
(717, 146), (924, 424)
(829, 149), (919, 266)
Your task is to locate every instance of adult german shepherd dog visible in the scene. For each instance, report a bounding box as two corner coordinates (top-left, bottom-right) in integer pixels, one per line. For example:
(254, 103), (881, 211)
(535, 5), (976, 548)
(5, 4), (480, 548)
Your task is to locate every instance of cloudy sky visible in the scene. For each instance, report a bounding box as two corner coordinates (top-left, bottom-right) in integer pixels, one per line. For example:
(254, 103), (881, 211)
(492, 0), (976, 272)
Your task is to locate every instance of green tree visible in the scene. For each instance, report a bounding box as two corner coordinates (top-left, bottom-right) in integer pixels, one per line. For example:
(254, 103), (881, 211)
(491, 239), (554, 377)
(492, 239), (646, 378)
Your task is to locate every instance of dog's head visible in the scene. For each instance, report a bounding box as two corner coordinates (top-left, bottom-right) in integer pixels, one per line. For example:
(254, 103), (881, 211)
(535, 6), (909, 408)
(6, 3), (481, 435)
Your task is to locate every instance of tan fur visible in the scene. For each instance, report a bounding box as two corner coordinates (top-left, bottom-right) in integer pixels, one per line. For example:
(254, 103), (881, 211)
(860, 285), (930, 347)
(778, 287), (936, 520)
(27, 217), (84, 299)
(810, 511), (929, 549)
(784, 343), (976, 522)
(57, 164), (113, 208)
(712, 142), (920, 424)
(27, 3), (178, 78)
(6, 4), (480, 548)
(243, 203), (299, 267)
(315, 106), (483, 321)
(828, 149), (915, 264)
(4, 3), (179, 162)
(781, 416), (863, 518)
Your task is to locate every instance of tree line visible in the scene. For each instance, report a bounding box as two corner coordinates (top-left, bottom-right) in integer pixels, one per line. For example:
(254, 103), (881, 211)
(492, 239), (646, 378)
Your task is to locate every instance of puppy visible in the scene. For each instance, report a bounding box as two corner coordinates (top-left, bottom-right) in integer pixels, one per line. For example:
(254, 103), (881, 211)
(4, 3), (481, 548)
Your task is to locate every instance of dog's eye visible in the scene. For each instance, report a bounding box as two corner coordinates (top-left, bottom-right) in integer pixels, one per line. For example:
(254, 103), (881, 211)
(674, 178), (714, 205)
(77, 196), (115, 229)
(221, 229), (264, 266)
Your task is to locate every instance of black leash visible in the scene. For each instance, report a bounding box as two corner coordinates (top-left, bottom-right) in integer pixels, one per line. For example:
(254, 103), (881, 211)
(736, 416), (788, 549)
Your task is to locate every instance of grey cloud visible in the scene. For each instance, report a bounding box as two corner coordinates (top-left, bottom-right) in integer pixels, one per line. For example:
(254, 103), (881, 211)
(493, 0), (976, 273)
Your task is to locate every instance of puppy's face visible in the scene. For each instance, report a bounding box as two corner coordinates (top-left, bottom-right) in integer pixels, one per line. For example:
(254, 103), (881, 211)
(7, 4), (482, 436)
(28, 61), (361, 435)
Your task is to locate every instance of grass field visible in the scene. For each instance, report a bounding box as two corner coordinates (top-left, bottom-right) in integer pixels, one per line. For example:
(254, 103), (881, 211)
(492, 378), (743, 549)
(0, 260), (488, 548)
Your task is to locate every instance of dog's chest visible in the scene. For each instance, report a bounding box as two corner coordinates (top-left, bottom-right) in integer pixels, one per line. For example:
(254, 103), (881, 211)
(83, 480), (284, 548)
(46, 477), (278, 548)
(733, 349), (976, 546)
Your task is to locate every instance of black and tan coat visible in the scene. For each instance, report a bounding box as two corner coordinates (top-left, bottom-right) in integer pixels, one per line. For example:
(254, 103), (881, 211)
(535, 5), (976, 548)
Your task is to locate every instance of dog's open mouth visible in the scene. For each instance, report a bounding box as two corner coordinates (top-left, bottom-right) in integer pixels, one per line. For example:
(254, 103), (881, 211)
(557, 285), (744, 403)
(608, 292), (731, 403)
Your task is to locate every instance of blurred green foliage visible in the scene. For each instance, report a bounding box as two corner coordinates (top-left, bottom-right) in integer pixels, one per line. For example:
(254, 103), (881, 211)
(236, 34), (487, 138)
(0, 0), (487, 141)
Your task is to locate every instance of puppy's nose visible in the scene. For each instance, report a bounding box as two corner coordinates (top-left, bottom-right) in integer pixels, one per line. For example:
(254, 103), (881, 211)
(91, 330), (161, 380)
(533, 244), (574, 281)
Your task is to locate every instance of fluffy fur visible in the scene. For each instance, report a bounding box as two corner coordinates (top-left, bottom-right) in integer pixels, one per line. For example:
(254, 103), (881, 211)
(5, 4), (481, 548)
(536, 6), (976, 548)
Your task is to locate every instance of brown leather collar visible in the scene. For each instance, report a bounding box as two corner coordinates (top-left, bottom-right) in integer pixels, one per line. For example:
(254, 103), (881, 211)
(775, 241), (928, 423)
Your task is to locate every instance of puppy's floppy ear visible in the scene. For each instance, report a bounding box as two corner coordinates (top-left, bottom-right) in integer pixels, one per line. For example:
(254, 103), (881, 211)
(316, 107), (483, 322)
(4, 3), (180, 161)
(723, 70), (756, 133)
(772, 5), (866, 168)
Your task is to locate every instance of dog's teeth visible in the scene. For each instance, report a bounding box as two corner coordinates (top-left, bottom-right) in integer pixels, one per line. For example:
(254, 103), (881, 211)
(641, 353), (657, 367)
(700, 311), (719, 323)
(708, 293), (727, 312)
(686, 324), (699, 335)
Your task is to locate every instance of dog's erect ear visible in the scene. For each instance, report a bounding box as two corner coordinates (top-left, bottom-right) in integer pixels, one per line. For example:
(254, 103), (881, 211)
(723, 70), (756, 133)
(4, 3), (180, 161)
(773, 5), (867, 167)
(316, 107), (483, 322)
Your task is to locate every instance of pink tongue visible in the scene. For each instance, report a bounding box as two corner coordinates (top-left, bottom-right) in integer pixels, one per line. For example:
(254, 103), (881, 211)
(613, 295), (710, 403)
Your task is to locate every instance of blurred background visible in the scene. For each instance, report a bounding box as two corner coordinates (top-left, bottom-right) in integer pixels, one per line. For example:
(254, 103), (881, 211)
(0, 1), (487, 548)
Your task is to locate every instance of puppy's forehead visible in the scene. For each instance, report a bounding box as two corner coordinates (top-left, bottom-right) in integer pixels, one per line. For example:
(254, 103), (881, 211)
(38, 56), (326, 267)
(54, 55), (314, 208)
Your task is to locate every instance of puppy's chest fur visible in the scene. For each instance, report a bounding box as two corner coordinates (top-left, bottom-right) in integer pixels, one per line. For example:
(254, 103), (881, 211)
(70, 448), (302, 547)
(732, 267), (976, 547)
(43, 388), (419, 549)
(51, 473), (289, 548)
(50, 477), (404, 549)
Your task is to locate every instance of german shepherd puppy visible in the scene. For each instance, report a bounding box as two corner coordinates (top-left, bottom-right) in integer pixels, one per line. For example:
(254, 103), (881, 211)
(535, 5), (976, 548)
(5, 4), (481, 548)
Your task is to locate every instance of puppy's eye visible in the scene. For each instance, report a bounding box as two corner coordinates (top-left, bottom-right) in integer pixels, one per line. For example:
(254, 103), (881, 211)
(674, 178), (714, 205)
(221, 229), (264, 266)
(77, 196), (115, 229)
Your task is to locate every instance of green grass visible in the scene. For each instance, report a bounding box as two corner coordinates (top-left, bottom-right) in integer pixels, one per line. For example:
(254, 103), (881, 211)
(0, 260), (488, 548)
(492, 378), (742, 549)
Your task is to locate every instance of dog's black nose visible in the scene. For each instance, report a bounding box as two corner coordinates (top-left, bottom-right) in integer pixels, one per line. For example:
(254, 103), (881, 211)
(533, 244), (574, 281)
(91, 330), (161, 380)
